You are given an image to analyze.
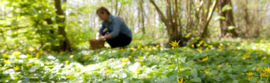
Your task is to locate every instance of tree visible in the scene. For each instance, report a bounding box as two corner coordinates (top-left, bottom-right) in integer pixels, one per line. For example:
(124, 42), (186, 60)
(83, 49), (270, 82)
(54, 0), (71, 51)
(150, 0), (218, 47)
(218, 0), (238, 37)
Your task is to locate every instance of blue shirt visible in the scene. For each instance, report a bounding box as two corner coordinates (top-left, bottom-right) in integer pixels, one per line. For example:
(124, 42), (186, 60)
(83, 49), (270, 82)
(98, 15), (132, 38)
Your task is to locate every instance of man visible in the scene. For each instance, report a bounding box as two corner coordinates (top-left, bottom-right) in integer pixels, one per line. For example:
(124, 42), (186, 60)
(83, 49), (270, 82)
(95, 7), (132, 48)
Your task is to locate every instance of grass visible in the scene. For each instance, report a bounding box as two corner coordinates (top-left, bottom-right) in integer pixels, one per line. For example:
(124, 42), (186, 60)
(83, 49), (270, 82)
(0, 38), (270, 83)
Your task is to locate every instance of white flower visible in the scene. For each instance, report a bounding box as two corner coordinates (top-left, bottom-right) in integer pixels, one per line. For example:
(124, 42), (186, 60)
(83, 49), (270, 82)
(48, 55), (56, 60)
(19, 54), (27, 58)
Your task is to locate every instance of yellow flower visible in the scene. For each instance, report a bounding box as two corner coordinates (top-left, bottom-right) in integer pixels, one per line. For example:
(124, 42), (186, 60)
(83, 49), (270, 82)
(105, 69), (112, 74)
(208, 45), (213, 48)
(257, 66), (263, 71)
(145, 76), (151, 78)
(140, 62), (145, 66)
(148, 48), (152, 51)
(264, 67), (270, 73)
(129, 55), (132, 58)
(205, 70), (210, 74)
(237, 53), (241, 56)
(191, 45), (194, 48)
(261, 72), (268, 77)
(130, 47), (134, 50)
(4, 60), (11, 64)
(144, 46), (148, 49)
(13, 66), (20, 71)
(66, 75), (72, 79)
(178, 69), (181, 73)
(177, 78), (183, 83)
(26, 54), (30, 57)
(145, 52), (149, 55)
(246, 72), (253, 76)
(36, 53), (39, 58)
(28, 63), (33, 66)
(60, 52), (65, 55)
(242, 55), (250, 60)
(226, 62), (229, 66)
(262, 56), (267, 60)
(247, 77), (251, 81)
(172, 47), (174, 49)
(202, 57), (208, 62)
(122, 58), (129, 62)
(138, 56), (143, 59)
(69, 55), (73, 58)
(2, 53), (7, 57)
(170, 40), (180, 47)
(65, 60), (69, 64)
(137, 45), (141, 49)
(84, 56), (88, 60)
(156, 45), (159, 48)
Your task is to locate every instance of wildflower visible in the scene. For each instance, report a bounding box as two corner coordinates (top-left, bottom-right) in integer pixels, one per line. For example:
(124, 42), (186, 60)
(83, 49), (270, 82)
(170, 40), (180, 47)
(66, 75), (72, 79)
(2, 53), (7, 57)
(138, 56), (143, 59)
(129, 56), (132, 58)
(247, 77), (251, 81)
(145, 76), (151, 78)
(145, 52), (149, 55)
(65, 60), (69, 64)
(246, 72), (253, 76)
(122, 58), (129, 62)
(156, 45), (159, 47)
(84, 56), (88, 60)
(178, 69), (181, 73)
(28, 63), (33, 66)
(130, 47), (134, 50)
(208, 45), (213, 48)
(202, 57), (208, 62)
(105, 69), (112, 74)
(4, 60), (11, 64)
(261, 72), (268, 77)
(177, 78), (183, 83)
(226, 62), (229, 66)
(13, 66), (20, 71)
(264, 67), (270, 73)
(148, 48), (152, 51)
(36, 53), (39, 58)
(257, 66), (263, 71)
(144, 46), (148, 49)
(140, 62), (145, 66)
(137, 45), (141, 49)
(172, 47), (174, 49)
(69, 55), (73, 58)
(262, 56), (267, 60)
(242, 55), (250, 59)
(205, 70), (210, 74)
(237, 53), (241, 56)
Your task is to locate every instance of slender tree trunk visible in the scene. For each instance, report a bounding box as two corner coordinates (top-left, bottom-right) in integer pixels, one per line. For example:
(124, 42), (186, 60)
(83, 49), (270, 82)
(54, 0), (71, 51)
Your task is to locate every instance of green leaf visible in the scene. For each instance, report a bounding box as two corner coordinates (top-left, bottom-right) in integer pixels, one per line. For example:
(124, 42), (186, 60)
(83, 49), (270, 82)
(232, 80), (238, 83)
(214, 16), (226, 21)
(12, 51), (21, 56)
(222, 5), (232, 12)
(227, 26), (236, 31)
(185, 33), (192, 38)
(191, 77), (201, 82)
(191, 69), (198, 77)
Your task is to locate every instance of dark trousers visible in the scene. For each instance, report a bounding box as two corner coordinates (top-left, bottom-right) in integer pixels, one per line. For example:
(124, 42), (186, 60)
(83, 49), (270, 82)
(102, 30), (132, 48)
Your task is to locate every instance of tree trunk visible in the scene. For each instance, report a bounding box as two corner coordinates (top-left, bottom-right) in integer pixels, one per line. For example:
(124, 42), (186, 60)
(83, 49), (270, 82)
(54, 0), (71, 51)
(218, 0), (238, 37)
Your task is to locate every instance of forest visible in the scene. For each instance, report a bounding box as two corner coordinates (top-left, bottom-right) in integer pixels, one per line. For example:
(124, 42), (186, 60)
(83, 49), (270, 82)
(1, 0), (270, 83)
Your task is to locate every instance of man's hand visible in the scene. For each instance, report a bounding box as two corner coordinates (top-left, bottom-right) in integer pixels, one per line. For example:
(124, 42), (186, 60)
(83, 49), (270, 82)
(96, 36), (106, 41)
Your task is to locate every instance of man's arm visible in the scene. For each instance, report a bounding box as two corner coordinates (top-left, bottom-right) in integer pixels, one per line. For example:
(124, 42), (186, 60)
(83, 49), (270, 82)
(103, 17), (121, 39)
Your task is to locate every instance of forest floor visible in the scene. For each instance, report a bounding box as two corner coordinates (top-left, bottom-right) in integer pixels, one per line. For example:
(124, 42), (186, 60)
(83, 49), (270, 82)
(1, 38), (270, 83)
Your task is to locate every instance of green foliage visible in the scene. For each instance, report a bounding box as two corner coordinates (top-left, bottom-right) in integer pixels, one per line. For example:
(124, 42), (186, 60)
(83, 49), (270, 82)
(1, 39), (270, 82)
(222, 5), (232, 12)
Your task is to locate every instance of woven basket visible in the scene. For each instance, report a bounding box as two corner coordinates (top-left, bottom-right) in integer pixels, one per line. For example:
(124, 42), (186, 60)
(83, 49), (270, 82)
(89, 39), (105, 50)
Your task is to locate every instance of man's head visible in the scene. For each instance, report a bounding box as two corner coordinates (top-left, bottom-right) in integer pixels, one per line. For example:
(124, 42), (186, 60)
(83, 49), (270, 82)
(96, 7), (111, 21)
